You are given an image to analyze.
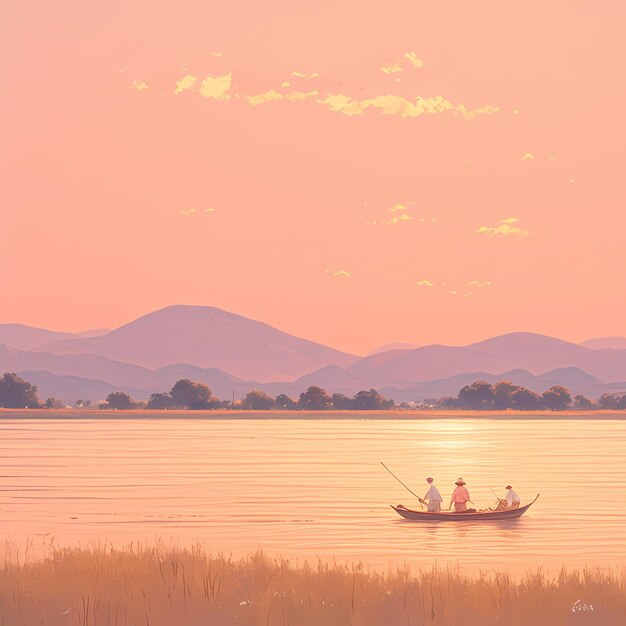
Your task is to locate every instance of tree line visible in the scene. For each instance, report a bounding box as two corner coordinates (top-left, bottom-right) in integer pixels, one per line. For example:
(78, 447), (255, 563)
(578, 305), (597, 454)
(421, 380), (626, 411)
(1, 371), (626, 412)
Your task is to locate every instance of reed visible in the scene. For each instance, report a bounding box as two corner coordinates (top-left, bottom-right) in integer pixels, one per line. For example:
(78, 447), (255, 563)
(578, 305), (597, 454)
(0, 542), (622, 625)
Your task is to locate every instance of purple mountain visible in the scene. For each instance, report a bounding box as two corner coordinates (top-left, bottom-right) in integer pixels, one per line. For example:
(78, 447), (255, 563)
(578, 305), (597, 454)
(37, 305), (358, 382)
(345, 333), (626, 383)
(581, 337), (626, 350)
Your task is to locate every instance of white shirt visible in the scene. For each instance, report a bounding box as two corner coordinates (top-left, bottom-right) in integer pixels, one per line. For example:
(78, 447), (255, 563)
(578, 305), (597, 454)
(425, 484), (442, 502)
(506, 489), (520, 506)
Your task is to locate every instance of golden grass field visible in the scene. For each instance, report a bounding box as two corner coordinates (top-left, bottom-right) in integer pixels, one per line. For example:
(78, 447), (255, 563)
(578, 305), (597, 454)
(0, 543), (622, 625)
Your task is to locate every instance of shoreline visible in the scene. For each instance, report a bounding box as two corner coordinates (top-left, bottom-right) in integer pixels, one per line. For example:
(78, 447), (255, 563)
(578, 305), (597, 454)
(1, 407), (625, 419)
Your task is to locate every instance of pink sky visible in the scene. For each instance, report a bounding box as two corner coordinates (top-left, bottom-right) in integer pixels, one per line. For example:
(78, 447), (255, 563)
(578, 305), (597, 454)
(1, 1), (624, 355)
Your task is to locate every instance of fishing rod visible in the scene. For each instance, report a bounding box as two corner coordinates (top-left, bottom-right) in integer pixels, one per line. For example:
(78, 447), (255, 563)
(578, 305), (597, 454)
(380, 461), (424, 509)
(490, 487), (503, 504)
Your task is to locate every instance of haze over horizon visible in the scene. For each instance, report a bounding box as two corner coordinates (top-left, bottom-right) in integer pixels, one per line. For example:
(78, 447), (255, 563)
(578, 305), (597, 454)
(2, 1), (624, 354)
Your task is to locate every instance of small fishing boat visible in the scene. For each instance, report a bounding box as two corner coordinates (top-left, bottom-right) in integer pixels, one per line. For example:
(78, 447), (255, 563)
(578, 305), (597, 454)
(391, 494), (539, 521)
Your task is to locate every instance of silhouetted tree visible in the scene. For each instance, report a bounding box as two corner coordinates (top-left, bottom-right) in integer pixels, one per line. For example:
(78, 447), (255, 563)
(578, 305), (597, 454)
(331, 393), (354, 410)
(542, 385), (572, 411)
(573, 394), (594, 410)
(170, 379), (216, 409)
(274, 394), (296, 410)
(105, 392), (134, 410)
(493, 381), (520, 409)
(147, 392), (172, 410)
(0, 373), (40, 408)
(352, 388), (394, 410)
(599, 393), (626, 410)
(298, 386), (332, 410)
(458, 381), (495, 409)
(44, 397), (64, 409)
(242, 390), (274, 410)
(75, 399), (91, 408)
(510, 387), (544, 410)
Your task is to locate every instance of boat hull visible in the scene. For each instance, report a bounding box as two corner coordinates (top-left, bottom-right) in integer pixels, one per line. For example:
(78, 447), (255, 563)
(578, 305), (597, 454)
(391, 496), (539, 521)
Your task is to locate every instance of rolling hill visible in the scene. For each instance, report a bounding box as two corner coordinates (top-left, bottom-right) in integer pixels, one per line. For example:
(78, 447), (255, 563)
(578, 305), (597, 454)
(37, 305), (358, 381)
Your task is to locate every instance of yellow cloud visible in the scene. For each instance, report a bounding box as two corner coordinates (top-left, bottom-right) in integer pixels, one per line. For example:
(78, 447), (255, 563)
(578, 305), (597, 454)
(246, 90), (283, 106)
(246, 90), (318, 106)
(389, 214), (412, 224)
(404, 52), (424, 68)
(174, 75), (197, 94)
(286, 90), (319, 102)
(203, 208), (215, 213)
(389, 203), (408, 212)
(417, 280), (434, 287)
(521, 152), (535, 160)
(466, 280), (492, 288)
(132, 81), (149, 91)
(209, 51), (223, 57)
(292, 71), (319, 79)
(327, 269), (351, 278)
(199, 73), (232, 99)
(180, 209), (196, 217)
(381, 63), (402, 75)
(317, 94), (364, 116)
(476, 218), (529, 238)
(163, 71), (498, 122)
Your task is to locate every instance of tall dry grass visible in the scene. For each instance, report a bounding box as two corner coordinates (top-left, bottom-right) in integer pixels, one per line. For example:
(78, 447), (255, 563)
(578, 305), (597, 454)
(0, 542), (622, 625)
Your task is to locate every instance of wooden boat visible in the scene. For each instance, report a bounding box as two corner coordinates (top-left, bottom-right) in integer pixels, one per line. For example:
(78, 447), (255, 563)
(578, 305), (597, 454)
(391, 494), (539, 521)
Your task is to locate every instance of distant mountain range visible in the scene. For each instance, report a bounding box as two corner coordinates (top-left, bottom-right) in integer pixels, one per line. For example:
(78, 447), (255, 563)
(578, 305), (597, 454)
(33, 305), (357, 381)
(0, 306), (625, 403)
(0, 324), (108, 351)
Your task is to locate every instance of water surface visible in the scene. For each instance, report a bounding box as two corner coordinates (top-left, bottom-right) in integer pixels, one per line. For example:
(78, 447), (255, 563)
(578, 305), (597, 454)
(1, 413), (625, 574)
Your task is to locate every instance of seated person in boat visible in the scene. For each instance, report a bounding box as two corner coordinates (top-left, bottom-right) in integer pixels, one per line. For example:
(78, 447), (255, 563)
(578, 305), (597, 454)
(494, 485), (521, 510)
(449, 478), (472, 512)
(422, 477), (443, 512)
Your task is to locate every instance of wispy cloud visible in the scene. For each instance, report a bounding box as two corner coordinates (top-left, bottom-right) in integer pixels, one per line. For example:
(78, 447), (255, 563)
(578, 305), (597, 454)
(174, 75), (197, 94)
(476, 217), (529, 238)
(131, 81), (149, 91)
(466, 280), (492, 288)
(404, 52), (424, 69)
(381, 63), (402, 75)
(209, 51), (223, 57)
(521, 152), (535, 160)
(389, 203), (409, 212)
(416, 280), (435, 287)
(389, 214), (412, 224)
(326, 269), (351, 278)
(317, 94), (499, 120)
(292, 71), (319, 79)
(246, 89), (319, 106)
(180, 207), (215, 217)
(145, 69), (498, 121)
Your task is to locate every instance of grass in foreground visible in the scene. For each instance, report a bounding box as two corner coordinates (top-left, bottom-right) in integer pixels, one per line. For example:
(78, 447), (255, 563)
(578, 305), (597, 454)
(0, 544), (622, 625)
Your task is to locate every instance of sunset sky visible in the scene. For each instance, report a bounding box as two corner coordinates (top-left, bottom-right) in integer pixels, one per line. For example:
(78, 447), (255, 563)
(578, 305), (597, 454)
(1, 0), (624, 355)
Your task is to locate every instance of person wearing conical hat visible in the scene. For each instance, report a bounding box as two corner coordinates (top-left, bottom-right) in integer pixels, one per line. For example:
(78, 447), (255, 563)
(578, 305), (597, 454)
(422, 477), (442, 512)
(449, 477), (472, 512)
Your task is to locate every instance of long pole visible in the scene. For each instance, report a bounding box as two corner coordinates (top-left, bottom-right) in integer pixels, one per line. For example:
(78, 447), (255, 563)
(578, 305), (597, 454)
(380, 461), (424, 508)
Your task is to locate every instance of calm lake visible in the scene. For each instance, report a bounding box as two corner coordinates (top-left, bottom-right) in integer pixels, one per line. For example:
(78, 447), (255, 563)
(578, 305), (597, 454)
(1, 412), (625, 574)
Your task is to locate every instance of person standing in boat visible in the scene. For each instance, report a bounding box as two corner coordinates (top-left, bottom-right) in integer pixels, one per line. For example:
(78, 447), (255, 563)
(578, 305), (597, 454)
(422, 477), (443, 512)
(449, 478), (472, 512)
